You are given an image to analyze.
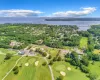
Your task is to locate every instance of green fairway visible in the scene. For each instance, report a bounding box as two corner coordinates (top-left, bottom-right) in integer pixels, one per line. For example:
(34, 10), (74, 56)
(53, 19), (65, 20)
(5, 56), (51, 80)
(0, 48), (20, 79)
(52, 61), (89, 80)
(80, 37), (88, 49)
(88, 62), (100, 80)
(0, 48), (17, 55)
(54, 64), (66, 71)
(0, 55), (20, 80)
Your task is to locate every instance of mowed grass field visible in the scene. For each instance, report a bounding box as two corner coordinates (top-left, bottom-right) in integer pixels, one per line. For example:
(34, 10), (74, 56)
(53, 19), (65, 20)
(0, 47), (100, 80)
(52, 61), (89, 80)
(0, 48), (20, 79)
(80, 37), (88, 49)
(0, 48), (17, 55)
(4, 56), (51, 80)
(0, 55), (20, 80)
(88, 62), (100, 80)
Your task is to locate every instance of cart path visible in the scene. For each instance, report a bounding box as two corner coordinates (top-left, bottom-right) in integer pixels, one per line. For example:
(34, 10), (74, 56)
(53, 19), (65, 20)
(2, 55), (24, 80)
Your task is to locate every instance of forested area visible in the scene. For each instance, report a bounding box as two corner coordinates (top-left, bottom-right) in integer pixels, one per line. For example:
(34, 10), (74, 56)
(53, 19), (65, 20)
(88, 25), (100, 49)
(0, 23), (99, 51)
(0, 24), (80, 49)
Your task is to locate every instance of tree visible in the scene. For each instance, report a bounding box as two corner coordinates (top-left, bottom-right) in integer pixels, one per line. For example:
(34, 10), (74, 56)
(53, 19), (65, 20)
(13, 66), (19, 74)
(53, 57), (57, 62)
(13, 66), (18, 71)
(88, 44), (94, 52)
(92, 54), (100, 61)
(14, 69), (19, 74)
(81, 56), (89, 66)
(57, 56), (62, 61)
(42, 52), (47, 57)
(87, 73), (98, 80)
(80, 64), (89, 73)
(56, 76), (63, 80)
(70, 59), (80, 66)
(48, 55), (52, 59)
(4, 53), (12, 60)
(42, 62), (47, 66)
(86, 52), (93, 60)
(70, 52), (80, 66)
(49, 60), (53, 65)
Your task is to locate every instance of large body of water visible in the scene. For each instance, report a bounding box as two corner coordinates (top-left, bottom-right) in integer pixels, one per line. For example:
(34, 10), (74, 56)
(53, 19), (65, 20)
(0, 17), (100, 30)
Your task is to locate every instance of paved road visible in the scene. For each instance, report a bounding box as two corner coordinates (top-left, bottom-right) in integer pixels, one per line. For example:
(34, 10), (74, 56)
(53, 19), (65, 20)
(2, 55), (24, 80)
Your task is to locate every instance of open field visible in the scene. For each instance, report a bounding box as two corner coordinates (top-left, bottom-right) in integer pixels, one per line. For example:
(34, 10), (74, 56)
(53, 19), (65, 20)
(80, 37), (88, 49)
(93, 49), (100, 54)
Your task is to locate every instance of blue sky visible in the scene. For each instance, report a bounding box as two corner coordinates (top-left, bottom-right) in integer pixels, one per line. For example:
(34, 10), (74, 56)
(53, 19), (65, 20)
(0, 0), (100, 17)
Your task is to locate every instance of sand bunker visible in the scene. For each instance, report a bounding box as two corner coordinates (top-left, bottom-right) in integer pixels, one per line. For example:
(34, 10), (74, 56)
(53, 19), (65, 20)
(46, 53), (49, 58)
(25, 63), (29, 66)
(60, 71), (66, 76)
(67, 67), (71, 71)
(35, 61), (39, 66)
(0, 51), (3, 54)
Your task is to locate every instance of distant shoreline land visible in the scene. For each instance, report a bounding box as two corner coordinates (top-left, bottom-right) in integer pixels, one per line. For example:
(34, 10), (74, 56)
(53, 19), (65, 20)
(45, 17), (100, 21)
(0, 17), (100, 31)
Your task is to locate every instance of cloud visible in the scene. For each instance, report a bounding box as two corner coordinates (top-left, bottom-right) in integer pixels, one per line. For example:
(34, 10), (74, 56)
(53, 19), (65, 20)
(52, 7), (96, 17)
(0, 9), (44, 17)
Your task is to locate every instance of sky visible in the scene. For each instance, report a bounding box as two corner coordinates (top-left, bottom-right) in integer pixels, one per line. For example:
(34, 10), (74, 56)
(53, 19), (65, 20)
(0, 0), (100, 17)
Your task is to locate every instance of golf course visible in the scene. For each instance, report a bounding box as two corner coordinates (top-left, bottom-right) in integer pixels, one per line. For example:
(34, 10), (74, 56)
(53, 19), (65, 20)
(0, 24), (100, 80)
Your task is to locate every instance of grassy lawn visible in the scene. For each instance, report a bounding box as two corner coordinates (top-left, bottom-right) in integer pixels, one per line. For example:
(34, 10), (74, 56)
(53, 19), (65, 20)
(52, 61), (89, 80)
(5, 56), (51, 80)
(80, 37), (88, 49)
(93, 49), (100, 54)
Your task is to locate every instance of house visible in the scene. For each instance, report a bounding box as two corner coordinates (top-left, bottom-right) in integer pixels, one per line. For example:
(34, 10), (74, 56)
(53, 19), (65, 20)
(18, 50), (25, 55)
